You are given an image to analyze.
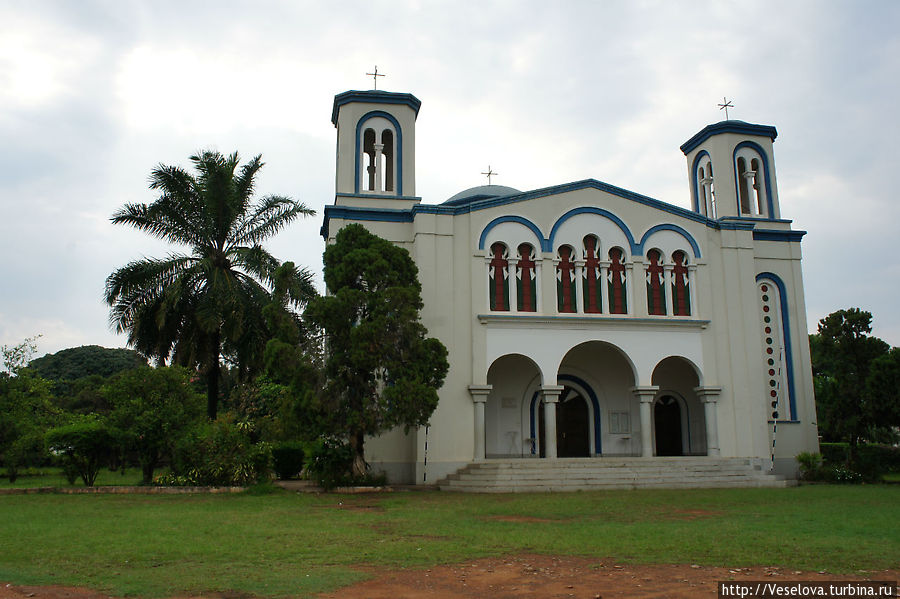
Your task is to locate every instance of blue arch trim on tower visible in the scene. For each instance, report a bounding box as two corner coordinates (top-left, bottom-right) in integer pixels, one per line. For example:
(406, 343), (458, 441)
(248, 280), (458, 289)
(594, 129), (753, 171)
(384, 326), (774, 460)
(690, 150), (711, 214)
(733, 141), (775, 219)
(637, 224), (702, 259)
(478, 215), (549, 252)
(529, 375), (602, 455)
(354, 110), (405, 196)
(547, 206), (639, 254)
(755, 272), (797, 421)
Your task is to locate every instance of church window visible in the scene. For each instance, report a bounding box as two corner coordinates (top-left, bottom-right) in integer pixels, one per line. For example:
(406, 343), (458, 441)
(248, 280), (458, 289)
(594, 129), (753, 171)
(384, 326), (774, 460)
(646, 249), (666, 315)
(758, 279), (789, 420)
(517, 243), (537, 312)
(582, 235), (601, 313)
(698, 157), (715, 217)
(381, 130), (394, 192)
(735, 147), (767, 216)
(672, 250), (691, 316)
(607, 247), (627, 314)
(360, 119), (397, 194)
(556, 245), (577, 313)
(488, 242), (509, 311)
(363, 128), (377, 191)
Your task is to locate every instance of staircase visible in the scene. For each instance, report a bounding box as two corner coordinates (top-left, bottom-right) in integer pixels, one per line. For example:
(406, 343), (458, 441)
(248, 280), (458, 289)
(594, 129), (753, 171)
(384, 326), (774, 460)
(437, 457), (793, 492)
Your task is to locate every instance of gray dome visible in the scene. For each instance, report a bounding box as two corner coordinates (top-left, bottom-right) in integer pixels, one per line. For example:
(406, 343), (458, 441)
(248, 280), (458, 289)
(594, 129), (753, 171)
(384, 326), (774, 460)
(443, 185), (521, 206)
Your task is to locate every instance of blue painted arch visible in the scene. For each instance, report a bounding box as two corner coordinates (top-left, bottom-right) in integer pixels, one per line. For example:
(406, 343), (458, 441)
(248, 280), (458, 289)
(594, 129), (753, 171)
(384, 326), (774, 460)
(690, 150), (712, 214)
(637, 224), (702, 259)
(755, 272), (797, 421)
(478, 215), (548, 252)
(733, 141), (775, 219)
(354, 110), (405, 196)
(548, 206), (639, 255)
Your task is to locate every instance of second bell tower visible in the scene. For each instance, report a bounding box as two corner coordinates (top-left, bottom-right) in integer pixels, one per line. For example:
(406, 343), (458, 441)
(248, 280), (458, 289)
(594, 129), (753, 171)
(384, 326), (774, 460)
(331, 90), (421, 208)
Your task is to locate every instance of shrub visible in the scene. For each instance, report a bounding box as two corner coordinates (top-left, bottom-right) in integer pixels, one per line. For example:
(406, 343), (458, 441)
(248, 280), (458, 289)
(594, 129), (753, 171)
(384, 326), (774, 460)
(271, 442), (305, 480)
(45, 418), (116, 487)
(164, 416), (271, 487)
(305, 437), (353, 490)
(796, 452), (823, 481)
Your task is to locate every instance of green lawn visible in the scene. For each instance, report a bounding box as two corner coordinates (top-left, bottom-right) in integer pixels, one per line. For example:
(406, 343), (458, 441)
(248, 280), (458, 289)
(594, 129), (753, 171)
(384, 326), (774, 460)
(0, 485), (897, 598)
(0, 467), (147, 488)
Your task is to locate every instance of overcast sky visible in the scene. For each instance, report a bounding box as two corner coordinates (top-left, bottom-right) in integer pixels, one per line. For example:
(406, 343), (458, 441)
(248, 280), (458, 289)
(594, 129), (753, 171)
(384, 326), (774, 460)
(2, 0), (899, 359)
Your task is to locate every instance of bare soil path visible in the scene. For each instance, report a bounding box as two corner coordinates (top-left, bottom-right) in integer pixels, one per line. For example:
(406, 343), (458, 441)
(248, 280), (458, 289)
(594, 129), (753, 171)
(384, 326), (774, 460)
(2, 557), (896, 599)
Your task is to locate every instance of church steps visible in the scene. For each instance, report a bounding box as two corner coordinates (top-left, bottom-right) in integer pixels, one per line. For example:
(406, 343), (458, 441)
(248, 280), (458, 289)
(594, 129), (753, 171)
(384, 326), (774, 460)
(437, 458), (790, 492)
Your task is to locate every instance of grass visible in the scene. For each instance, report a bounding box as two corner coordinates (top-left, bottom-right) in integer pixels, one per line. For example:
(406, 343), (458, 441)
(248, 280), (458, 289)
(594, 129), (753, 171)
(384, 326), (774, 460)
(0, 485), (897, 597)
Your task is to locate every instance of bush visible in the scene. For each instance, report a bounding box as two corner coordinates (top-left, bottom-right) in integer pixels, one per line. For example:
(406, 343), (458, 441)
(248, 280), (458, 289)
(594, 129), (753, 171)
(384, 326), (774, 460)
(271, 442), (305, 480)
(45, 418), (116, 487)
(796, 452), (823, 481)
(162, 416), (271, 487)
(305, 437), (353, 490)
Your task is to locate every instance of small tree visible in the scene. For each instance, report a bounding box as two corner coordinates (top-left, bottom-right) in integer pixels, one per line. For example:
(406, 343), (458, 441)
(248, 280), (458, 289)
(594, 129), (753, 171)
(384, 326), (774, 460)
(811, 308), (891, 461)
(46, 417), (115, 487)
(0, 371), (56, 482)
(104, 366), (205, 484)
(305, 224), (448, 478)
(1, 335), (41, 377)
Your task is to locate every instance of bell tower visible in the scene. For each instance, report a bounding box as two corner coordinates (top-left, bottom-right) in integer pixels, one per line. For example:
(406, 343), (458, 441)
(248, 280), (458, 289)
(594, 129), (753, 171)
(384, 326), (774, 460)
(680, 121), (781, 220)
(331, 90), (421, 208)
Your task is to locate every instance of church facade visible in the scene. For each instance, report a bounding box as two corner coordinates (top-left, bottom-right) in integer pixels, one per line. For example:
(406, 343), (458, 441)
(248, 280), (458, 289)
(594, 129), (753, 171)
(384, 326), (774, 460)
(320, 90), (820, 484)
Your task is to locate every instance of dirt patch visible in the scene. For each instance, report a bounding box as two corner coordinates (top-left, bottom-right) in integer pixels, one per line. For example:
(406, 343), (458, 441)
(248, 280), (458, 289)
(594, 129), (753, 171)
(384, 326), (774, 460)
(2, 558), (897, 599)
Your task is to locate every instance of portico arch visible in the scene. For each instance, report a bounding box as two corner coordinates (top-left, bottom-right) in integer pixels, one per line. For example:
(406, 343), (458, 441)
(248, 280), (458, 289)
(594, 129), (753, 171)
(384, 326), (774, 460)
(651, 356), (707, 455)
(484, 353), (543, 458)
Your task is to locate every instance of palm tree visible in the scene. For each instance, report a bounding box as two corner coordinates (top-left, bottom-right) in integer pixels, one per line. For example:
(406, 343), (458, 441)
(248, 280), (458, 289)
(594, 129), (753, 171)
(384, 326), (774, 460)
(105, 151), (316, 419)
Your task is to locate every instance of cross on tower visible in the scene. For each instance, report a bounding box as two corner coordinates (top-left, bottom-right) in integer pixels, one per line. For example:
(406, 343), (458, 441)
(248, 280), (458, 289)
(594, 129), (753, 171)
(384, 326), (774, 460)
(718, 96), (734, 120)
(481, 165), (498, 185)
(366, 65), (385, 90)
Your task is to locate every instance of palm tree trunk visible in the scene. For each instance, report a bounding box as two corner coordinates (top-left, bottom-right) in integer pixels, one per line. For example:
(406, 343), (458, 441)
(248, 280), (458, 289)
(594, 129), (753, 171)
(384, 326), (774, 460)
(207, 331), (221, 420)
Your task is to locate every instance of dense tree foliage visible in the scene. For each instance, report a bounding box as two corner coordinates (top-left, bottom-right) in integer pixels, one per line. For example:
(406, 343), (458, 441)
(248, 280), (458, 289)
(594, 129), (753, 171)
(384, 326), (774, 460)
(29, 346), (147, 381)
(810, 308), (898, 457)
(0, 372), (57, 481)
(104, 151), (316, 419)
(305, 224), (448, 477)
(104, 366), (205, 483)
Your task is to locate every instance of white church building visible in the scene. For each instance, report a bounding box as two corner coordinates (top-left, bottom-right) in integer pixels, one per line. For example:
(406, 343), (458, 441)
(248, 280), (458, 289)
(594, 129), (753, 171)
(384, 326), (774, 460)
(319, 89), (820, 487)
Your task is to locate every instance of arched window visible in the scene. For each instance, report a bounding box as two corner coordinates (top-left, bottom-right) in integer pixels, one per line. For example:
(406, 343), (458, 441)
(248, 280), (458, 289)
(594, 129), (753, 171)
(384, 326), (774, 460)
(672, 251), (690, 316)
(363, 128), (377, 191)
(735, 147), (767, 216)
(696, 154), (715, 218)
(556, 245), (577, 313)
(360, 117), (397, 194)
(646, 249), (666, 315)
(582, 235), (601, 313)
(759, 279), (789, 421)
(488, 242), (509, 311)
(608, 247), (627, 314)
(517, 243), (537, 312)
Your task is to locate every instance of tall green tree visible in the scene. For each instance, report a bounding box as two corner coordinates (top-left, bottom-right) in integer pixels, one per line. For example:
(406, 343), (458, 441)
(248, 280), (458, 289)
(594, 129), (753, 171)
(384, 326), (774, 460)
(305, 224), (448, 478)
(105, 151), (316, 419)
(810, 308), (891, 456)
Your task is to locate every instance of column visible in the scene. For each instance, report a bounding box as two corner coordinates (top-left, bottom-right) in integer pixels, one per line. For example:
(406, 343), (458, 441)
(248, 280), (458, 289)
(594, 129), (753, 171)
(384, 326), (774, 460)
(664, 264), (675, 316)
(468, 385), (492, 461)
(533, 256), (542, 313)
(599, 260), (610, 314)
(631, 386), (659, 457)
(627, 260), (639, 316)
(688, 264), (698, 317)
(507, 258), (518, 314)
(373, 143), (384, 192)
(574, 260), (585, 314)
(541, 385), (564, 459)
(695, 386), (722, 456)
(547, 256), (560, 314)
(484, 256), (492, 311)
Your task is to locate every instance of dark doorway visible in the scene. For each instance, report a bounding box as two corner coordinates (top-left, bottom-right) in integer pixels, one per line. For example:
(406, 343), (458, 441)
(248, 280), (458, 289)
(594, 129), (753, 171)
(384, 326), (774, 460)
(654, 395), (683, 456)
(539, 387), (590, 458)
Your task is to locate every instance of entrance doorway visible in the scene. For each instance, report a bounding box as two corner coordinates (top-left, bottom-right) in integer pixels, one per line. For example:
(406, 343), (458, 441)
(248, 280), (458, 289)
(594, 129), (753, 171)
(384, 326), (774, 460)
(654, 395), (683, 456)
(539, 386), (590, 457)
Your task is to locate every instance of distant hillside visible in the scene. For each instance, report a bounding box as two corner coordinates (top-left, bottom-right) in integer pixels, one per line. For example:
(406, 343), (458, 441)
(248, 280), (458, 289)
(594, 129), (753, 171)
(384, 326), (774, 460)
(29, 345), (148, 380)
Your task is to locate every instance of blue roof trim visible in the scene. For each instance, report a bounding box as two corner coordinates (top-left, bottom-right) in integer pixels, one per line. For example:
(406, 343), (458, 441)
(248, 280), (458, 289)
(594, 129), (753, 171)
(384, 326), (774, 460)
(755, 272), (797, 421)
(478, 215), (548, 251)
(680, 120), (778, 155)
(355, 111), (405, 195)
(638, 224), (702, 259)
(332, 90), (422, 125)
(547, 206), (639, 254)
(752, 229), (806, 242)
